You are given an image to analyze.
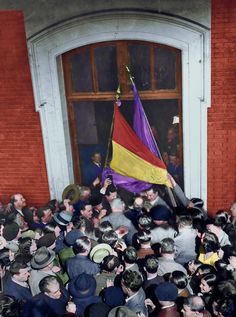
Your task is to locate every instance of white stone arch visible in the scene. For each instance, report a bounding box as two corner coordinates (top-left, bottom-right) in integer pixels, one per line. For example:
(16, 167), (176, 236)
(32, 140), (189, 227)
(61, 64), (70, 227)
(28, 12), (210, 204)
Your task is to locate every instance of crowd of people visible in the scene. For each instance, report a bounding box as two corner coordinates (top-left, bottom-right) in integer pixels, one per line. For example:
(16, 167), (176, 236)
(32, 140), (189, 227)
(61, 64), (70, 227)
(0, 178), (236, 317)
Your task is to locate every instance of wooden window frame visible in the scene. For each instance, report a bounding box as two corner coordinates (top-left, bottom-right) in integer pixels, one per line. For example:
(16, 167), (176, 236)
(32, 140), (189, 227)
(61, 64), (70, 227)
(62, 40), (182, 184)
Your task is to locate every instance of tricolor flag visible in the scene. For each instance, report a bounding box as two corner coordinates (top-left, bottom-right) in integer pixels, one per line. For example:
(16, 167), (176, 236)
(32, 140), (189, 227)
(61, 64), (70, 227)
(110, 105), (171, 187)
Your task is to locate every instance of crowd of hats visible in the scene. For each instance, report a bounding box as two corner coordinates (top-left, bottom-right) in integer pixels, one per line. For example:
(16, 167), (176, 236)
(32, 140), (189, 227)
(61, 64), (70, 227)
(0, 186), (235, 317)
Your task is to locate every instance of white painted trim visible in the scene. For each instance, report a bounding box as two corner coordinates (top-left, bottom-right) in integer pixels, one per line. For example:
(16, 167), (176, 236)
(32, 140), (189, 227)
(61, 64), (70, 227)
(28, 12), (210, 204)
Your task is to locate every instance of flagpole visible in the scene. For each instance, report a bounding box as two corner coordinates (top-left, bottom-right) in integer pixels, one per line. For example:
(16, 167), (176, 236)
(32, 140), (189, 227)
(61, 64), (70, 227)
(104, 85), (120, 168)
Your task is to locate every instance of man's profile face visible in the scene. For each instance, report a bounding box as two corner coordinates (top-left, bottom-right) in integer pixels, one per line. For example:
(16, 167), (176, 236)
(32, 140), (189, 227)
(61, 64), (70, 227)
(146, 189), (158, 202)
(230, 203), (236, 217)
(46, 280), (61, 299)
(106, 191), (117, 202)
(81, 204), (93, 219)
(15, 267), (30, 282)
(42, 208), (53, 223)
(14, 194), (26, 210)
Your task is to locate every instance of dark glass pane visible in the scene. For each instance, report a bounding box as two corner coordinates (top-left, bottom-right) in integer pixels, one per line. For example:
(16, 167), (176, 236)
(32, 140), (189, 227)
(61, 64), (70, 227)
(71, 51), (93, 92)
(155, 47), (176, 89)
(95, 46), (118, 91)
(129, 44), (151, 90)
(142, 99), (183, 189)
(73, 101), (114, 186)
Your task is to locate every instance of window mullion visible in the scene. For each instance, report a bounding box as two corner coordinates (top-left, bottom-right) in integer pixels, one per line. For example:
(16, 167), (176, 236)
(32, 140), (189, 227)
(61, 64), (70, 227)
(90, 47), (98, 93)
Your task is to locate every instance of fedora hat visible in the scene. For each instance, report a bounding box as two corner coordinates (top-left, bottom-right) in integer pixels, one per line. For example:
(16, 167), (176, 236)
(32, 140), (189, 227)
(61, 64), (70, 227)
(108, 306), (136, 317)
(62, 184), (80, 204)
(90, 243), (112, 263)
(31, 246), (55, 269)
(53, 211), (71, 226)
(68, 273), (96, 298)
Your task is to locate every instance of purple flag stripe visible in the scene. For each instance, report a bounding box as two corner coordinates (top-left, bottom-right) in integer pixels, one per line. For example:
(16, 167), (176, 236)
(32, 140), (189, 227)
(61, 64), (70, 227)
(133, 83), (162, 159)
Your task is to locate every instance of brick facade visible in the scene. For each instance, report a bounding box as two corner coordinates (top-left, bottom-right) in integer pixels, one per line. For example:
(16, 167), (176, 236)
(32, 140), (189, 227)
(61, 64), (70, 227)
(0, 11), (50, 206)
(208, 0), (236, 214)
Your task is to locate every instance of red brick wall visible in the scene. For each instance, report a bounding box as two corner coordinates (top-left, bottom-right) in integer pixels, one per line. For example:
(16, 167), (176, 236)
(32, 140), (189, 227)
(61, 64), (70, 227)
(208, 0), (236, 214)
(0, 11), (50, 206)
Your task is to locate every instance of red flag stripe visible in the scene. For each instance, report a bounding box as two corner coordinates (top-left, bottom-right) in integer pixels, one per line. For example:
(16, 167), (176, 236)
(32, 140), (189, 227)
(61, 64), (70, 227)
(112, 106), (166, 170)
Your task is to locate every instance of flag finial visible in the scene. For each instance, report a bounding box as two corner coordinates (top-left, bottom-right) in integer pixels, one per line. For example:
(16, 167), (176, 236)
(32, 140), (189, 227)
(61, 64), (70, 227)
(125, 65), (134, 85)
(115, 85), (121, 101)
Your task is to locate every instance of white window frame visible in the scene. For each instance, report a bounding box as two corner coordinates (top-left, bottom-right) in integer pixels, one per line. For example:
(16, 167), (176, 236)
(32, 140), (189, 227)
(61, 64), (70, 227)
(28, 12), (210, 204)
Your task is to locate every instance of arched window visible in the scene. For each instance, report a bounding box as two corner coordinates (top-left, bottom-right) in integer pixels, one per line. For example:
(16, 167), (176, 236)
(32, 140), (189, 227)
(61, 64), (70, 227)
(62, 41), (183, 188)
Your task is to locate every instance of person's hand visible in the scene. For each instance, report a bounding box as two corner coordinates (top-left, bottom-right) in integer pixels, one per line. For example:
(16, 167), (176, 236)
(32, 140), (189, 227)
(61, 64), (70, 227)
(218, 248), (224, 259)
(116, 240), (127, 252)
(104, 178), (112, 189)
(115, 226), (128, 238)
(66, 301), (76, 314)
(92, 177), (100, 187)
(145, 298), (156, 310)
(137, 313), (147, 317)
(52, 265), (61, 273)
(0, 236), (6, 249)
(0, 265), (6, 278)
(9, 250), (15, 262)
(106, 279), (114, 287)
(167, 173), (176, 187)
(34, 231), (41, 240)
(98, 209), (107, 219)
(187, 201), (194, 208)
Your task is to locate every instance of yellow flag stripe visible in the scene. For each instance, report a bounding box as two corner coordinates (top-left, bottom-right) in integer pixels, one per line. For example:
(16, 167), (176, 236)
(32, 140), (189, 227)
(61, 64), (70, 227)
(110, 141), (172, 187)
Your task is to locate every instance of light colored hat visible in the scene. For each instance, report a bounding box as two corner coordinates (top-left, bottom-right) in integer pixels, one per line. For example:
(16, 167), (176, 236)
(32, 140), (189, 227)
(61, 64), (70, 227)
(6, 241), (19, 252)
(90, 243), (112, 263)
(62, 184), (80, 204)
(31, 246), (55, 269)
(53, 211), (72, 226)
(21, 230), (36, 239)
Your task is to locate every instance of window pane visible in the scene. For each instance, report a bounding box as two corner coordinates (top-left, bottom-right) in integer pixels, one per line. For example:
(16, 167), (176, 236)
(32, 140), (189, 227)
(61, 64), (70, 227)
(73, 101), (114, 186)
(71, 51), (93, 92)
(95, 46), (118, 91)
(142, 99), (183, 189)
(129, 44), (151, 90)
(155, 47), (176, 89)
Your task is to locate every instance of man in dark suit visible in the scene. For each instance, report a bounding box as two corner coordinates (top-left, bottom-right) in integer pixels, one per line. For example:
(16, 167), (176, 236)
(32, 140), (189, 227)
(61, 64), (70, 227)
(4, 261), (32, 301)
(83, 152), (103, 187)
(23, 276), (69, 317)
(121, 270), (148, 316)
(66, 236), (100, 279)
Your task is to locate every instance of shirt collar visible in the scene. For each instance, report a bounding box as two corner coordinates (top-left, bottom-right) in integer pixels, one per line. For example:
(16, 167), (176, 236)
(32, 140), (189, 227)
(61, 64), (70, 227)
(125, 291), (138, 303)
(16, 209), (24, 216)
(12, 277), (29, 288)
(161, 303), (175, 309)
